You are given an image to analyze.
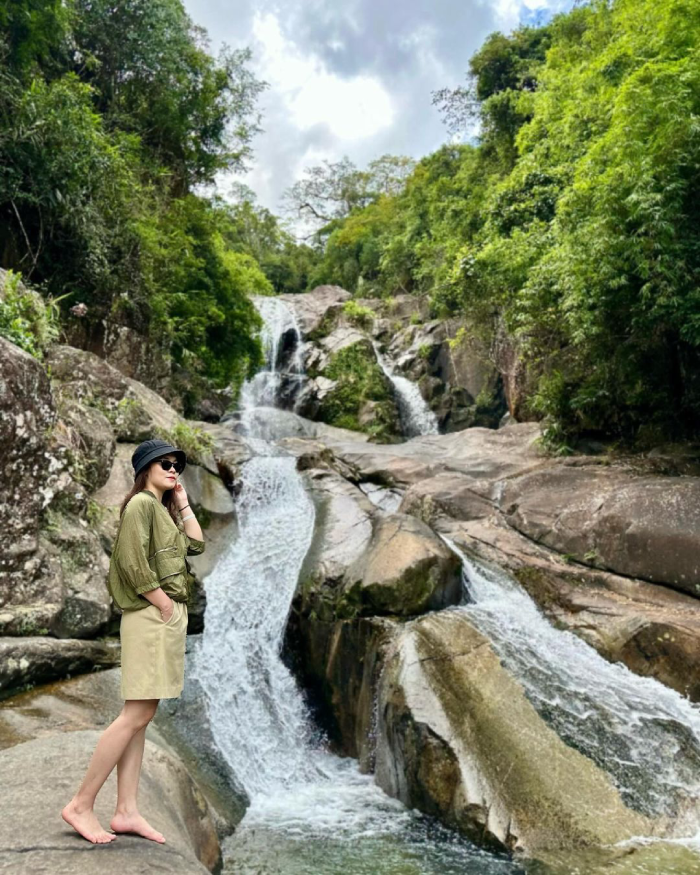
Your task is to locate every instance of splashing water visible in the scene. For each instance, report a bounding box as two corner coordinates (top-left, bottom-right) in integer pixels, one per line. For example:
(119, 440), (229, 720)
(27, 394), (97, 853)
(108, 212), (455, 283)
(372, 341), (439, 437)
(441, 536), (700, 828)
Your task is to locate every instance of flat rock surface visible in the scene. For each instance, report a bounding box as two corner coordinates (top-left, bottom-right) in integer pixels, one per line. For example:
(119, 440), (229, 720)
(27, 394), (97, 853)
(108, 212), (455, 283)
(0, 729), (216, 874)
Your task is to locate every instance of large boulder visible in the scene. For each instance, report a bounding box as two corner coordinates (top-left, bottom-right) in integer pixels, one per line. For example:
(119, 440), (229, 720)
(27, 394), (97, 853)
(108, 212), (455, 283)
(499, 461), (700, 597)
(0, 636), (121, 695)
(374, 611), (655, 855)
(0, 729), (220, 872)
(279, 285), (351, 338)
(46, 344), (182, 443)
(40, 513), (112, 638)
(0, 665), (247, 841)
(343, 513), (462, 616)
(323, 421), (545, 487)
(296, 470), (460, 621)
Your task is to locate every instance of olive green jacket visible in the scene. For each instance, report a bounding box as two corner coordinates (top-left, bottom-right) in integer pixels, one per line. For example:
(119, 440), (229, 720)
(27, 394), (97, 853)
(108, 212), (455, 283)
(108, 489), (205, 612)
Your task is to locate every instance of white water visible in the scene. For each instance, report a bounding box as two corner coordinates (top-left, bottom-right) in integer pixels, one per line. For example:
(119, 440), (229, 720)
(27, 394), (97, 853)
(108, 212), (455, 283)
(372, 341), (439, 437)
(191, 297), (515, 873)
(442, 536), (700, 832)
(238, 296), (305, 424)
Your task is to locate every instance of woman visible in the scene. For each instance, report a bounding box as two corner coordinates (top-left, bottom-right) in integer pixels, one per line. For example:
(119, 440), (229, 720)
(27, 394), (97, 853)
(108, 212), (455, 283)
(61, 438), (206, 844)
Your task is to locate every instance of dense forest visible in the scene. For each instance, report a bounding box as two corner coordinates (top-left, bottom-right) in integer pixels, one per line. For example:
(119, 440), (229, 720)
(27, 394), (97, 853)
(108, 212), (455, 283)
(2, 0), (699, 445)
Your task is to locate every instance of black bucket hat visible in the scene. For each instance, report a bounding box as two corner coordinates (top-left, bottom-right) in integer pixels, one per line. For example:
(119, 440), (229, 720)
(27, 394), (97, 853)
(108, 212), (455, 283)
(132, 439), (187, 480)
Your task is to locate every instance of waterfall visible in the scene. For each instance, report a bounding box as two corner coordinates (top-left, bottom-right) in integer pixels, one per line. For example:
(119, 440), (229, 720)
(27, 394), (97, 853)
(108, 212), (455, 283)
(441, 536), (700, 831)
(238, 296), (305, 424)
(372, 341), (439, 437)
(190, 297), (511, 872)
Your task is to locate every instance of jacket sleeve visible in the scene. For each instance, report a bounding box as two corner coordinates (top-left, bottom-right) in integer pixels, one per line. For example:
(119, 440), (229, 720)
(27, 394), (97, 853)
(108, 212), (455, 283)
(185, 534), (206, 556)
(115, 499), (162, 595)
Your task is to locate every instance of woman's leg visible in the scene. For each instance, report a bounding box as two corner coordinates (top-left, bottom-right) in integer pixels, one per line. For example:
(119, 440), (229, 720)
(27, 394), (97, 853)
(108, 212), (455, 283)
(61, 699), (159, 843)
(110, 718), (166, 842)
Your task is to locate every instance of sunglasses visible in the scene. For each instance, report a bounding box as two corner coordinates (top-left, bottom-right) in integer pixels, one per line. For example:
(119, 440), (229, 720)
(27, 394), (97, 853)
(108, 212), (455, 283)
(156, 458), (183, 474)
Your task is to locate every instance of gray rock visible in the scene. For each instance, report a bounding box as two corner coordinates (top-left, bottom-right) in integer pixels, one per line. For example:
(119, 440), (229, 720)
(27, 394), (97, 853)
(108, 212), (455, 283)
(279, 285), (351, 337)
(42, 515), (113, 638)
(499, 462), (700, 597)
(0, 728), (219, 872)
(344, 513), (462, 616)
(47, 344), (182, 442)
(0, 636), (121, 695)
(374, 611), (654, 854)
(174, 460), (234, 517)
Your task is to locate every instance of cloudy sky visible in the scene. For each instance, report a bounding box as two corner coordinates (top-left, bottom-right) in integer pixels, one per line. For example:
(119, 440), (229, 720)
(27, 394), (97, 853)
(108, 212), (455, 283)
(184, 0), (574, 223)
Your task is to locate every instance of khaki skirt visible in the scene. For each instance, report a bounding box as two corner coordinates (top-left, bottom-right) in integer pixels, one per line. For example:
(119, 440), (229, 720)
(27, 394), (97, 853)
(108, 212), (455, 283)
(119, 600), (188, 700)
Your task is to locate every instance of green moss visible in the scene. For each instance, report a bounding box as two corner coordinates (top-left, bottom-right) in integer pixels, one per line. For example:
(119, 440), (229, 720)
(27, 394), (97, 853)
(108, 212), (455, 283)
(0, 270), (65, 359)
(155, 421), (214, 465)
(343, 300), (374, 329)
(319, 342), (396, 440)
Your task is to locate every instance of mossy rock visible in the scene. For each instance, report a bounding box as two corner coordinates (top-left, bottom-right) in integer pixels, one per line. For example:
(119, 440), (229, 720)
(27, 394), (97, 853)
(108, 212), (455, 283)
(317, 342), (400, 441)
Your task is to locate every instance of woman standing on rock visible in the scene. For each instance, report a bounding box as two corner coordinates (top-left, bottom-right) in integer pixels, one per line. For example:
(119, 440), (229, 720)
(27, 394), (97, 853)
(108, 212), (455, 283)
(61, 439), (206, 844)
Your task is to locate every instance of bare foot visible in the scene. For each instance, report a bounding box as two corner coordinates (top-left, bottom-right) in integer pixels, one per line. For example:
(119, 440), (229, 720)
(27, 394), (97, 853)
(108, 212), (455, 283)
(61, 800), (117, 844)
(110, 811), (165, 843)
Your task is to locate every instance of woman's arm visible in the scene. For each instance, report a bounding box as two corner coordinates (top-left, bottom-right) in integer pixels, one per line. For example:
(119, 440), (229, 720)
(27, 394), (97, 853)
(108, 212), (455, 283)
(173, 482), (205, 553)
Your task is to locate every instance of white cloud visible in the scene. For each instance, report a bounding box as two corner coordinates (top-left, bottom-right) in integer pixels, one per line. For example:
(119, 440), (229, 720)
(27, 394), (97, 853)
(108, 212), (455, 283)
(252, 13), (394, 141)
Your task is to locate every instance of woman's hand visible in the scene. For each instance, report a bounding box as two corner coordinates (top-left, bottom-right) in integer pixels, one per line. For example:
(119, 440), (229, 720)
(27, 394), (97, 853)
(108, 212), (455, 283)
(159, 597), (175, 623)
(173, 481), (189, 511)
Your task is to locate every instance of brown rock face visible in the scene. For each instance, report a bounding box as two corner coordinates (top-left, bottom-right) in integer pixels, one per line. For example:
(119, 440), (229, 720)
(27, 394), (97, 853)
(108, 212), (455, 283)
(499, 462), (700, 597)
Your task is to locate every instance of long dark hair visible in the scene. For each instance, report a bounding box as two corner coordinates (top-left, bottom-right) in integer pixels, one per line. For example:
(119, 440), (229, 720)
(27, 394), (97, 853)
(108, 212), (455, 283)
(118, 463), (182, 527)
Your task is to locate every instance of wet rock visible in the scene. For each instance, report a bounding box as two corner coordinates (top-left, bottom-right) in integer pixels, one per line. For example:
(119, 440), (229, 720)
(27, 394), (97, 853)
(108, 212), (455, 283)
(438, 516), (700, 703)
(281, 615), (397, 765)
(374, 611), (654, 855)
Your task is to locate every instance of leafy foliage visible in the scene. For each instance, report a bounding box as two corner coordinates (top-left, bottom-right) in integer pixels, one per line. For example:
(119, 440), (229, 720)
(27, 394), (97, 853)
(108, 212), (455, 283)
(306, 0), (700, 446)
(0, 0), (269, 413)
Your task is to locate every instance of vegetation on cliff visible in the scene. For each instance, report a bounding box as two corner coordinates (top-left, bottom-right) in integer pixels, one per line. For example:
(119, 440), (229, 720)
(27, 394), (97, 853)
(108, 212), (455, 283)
(288, 0), (700, 449)
(0, 0), (281, 407)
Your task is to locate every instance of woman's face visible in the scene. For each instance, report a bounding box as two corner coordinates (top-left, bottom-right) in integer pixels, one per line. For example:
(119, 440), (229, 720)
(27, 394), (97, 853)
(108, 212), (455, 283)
(147, 452), (180, 492)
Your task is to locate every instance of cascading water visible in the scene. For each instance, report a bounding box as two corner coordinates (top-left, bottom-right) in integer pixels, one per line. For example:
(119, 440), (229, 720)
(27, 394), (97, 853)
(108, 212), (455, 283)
(441, 535), (700, 835)
(372, 341), (439, 437)
(190, 297), (520, 874)
(238, 296), (305, 430)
